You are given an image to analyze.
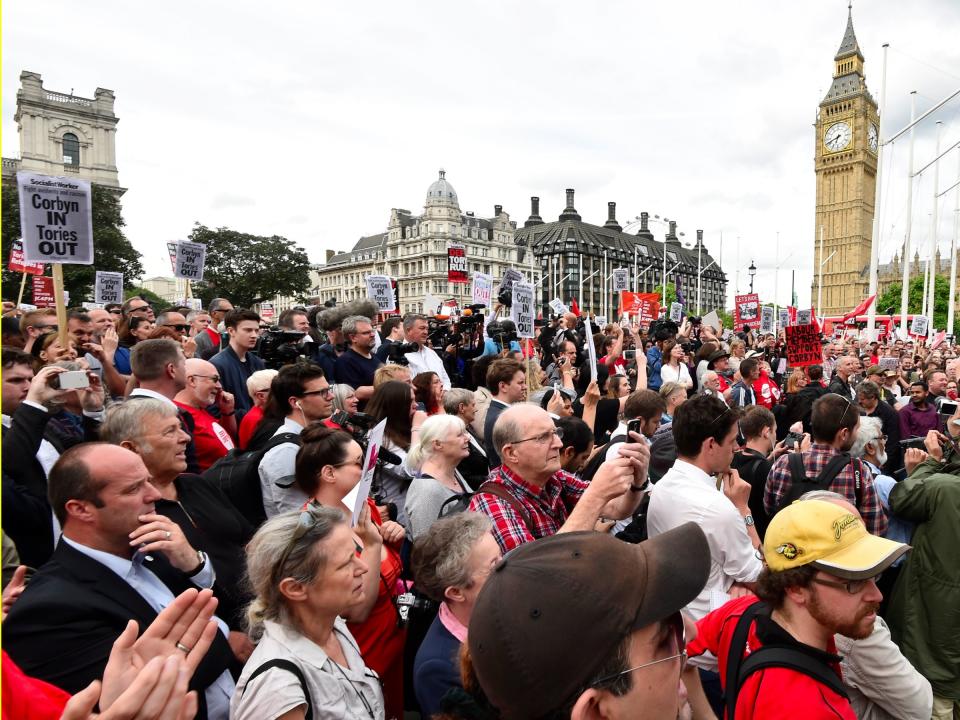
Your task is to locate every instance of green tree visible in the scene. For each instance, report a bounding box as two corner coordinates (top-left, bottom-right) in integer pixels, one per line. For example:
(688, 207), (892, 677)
(187, 224), (311, 309)
(652, 282), (677, 306)
(2, 184), (144, 304)
(877, 274), (958, 335)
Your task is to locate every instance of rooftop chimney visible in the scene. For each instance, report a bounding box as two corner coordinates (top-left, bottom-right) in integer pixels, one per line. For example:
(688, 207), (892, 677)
(325, 249), (336, 262)
(524, 196), (544, 227)
(636, 211), (655, 241)
(603, 201), (623, 232)
(559, 188), (581, 222)
(666, 220), (682, 246)
(694, 229), (708, 254)
(494, 204), (503, 217)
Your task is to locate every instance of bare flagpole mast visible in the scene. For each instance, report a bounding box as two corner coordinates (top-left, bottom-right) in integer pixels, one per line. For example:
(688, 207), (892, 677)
(866, 43), (889, 337)
(899, 91), (917, 335)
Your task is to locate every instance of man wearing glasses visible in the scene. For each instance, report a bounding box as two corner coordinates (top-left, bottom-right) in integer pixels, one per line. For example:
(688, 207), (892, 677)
(469, 403), (650, 554)
(195, 298), (233, 360)
(334, 315), (382, 408)
(258, 363), (333, 518)
(467, 523), (710, 719)
(19, 308), (58, 354)
(688, 499), (909, 720)
(121, 296), (155, 322)
(174, 358), (237, 473)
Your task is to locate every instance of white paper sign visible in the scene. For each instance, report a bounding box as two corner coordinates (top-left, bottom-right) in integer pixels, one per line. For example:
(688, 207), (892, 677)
(95, 271), (123, 304)
(81, 302), (104, 311)
(669, 302), (683, 323)
(472, 272), (493, 307)
(778, 308), (790, 329)
(186, 298), (202, 311)
(879, 356), (899, 371)
(260, 301), (275, 320)
(760, 306), (775, 334)
(797, 309), (813, 326)
(510, 282), (535, 338)
(365, 275), (395, 311)
(702, 310), (721, 333)
(612, 268), (629, 292)
(18, 172), (94, 264)
(595, 315), (607, 327)
(343, 419), (387, 527)
(910, 315), (929, 336)
(548, 298), (566, 316)
(174, 241), (207, 281)
(777, 358), (788, 375)
(423, 292), (442, 316)
(585, 331), (599, 384)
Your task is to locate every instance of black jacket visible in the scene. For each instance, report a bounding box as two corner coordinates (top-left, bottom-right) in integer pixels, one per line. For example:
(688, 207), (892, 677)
(484, 400), (509, 469)
(3, 540), (233, 719)
(789, 383), (829, 434)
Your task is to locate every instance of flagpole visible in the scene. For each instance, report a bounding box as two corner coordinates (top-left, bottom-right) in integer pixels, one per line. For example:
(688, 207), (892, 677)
(817, 225), (824, 315)
(900, 91), (918, 336)
(928, 121), (943, 325)
(948, 148), (960, 335)
(866, 43), (889, 337)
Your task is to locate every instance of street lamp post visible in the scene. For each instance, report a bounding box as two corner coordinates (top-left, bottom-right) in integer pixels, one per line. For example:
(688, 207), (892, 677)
(748, 260), (757, 293)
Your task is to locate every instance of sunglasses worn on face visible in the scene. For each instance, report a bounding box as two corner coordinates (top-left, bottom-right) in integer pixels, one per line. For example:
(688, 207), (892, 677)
(165, 323), (190, 332)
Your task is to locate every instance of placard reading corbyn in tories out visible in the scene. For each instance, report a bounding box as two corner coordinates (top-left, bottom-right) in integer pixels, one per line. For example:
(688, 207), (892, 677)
(17, 172), (94, 265)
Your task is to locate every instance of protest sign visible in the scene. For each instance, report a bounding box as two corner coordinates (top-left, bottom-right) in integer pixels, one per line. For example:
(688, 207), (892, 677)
(447, 244), (468, 283)
(784, 324), (822, 367)
(612, 268), (629, 292)
(595, 315), (607, 327)
(186, 298), (202, 312)
(510, 281), (535, 338)
(498, 268), (524, 302)
(585, 328), (599, 383)
(166, 242), (178, 273)
(701, 310), (721, 333)
(778, 308), (790, 330)
(619, 292), (660, 324)
(259, 302), (275, 321)
(94, 271), (124, 305)
(81, 302), (104, 311)
(174, 241), (207, 281)
(797, 309), (812, 325)
(879, 356), (899, 371)
(423, 292), (442, 316)
(32, 276), (55, 307)
(365, 274), (396, 311)
(910, 315), (929, 337)
(734, 293), (760, 329)
(472, 272), (493, 307)
(760, 306), (775, 334)
(930, 330), (946, 349)
(8, 240), (45, 275)
(549, 298), (567, 315)
(669, 302), (683, 323)
(343, 419), (386, 527)
(17, 172), (94, 264)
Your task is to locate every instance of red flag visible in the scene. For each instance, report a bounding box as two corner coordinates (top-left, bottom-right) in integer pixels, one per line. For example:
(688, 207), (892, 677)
(570, 297), (580, 317)
(931, 330), (947, 349)
(841, 294), (876, 323)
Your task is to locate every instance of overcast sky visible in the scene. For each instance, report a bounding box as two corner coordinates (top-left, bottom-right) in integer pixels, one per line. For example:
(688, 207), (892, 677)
(4, 0), (959, 309)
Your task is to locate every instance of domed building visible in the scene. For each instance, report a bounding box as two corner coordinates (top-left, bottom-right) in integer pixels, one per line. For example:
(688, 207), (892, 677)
(314, 170), (520, 313)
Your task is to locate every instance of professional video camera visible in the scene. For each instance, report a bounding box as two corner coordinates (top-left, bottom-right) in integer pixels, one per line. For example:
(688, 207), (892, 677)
(427, 318), (456, 349)
(648, 318), (679, 342)
(257, 328), (309, 369)
(329, 410), (375, 446)
(487, 319), (518, 348)
(384, 341), (418, 365)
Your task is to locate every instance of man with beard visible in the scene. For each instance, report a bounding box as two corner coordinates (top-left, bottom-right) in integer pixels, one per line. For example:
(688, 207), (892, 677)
(687, 498), (910, 720)
(765, 393), (888, 536)
(898, 380), (941, 440)
(333, 314), (382, 406)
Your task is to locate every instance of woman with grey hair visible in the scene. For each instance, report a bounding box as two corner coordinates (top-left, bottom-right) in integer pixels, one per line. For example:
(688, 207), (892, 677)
(443, 388), (489, 487)
(329, 384), (359, 416)
(231, 506), (386, 720)
(410, 512), (500, 717)
(404, 414), (472, 539)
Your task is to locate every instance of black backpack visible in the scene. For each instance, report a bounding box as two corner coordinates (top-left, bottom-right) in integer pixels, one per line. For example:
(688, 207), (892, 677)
(776, 451), (864, 515)
(724, 601), (848, 714)
(202, 432), (301, 527)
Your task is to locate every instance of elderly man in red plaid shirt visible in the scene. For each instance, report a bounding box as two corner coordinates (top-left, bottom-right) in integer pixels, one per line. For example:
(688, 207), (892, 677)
(764, 393), (888, 536)
(468, 403), (650, 553)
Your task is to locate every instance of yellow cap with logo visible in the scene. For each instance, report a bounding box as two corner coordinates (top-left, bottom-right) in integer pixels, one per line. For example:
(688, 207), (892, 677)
(763, 500), (909, 580)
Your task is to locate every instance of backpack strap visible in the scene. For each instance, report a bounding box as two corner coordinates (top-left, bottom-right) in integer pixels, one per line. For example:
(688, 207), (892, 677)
(816, 452), (853, 488)
(787, 452), (808, 485)
(265, 433), (303, 489)
(724, 601), (768, 714)
(475, 480), (534, 533)
(242, 659), (313, 720)
(738, 646), (849, 702)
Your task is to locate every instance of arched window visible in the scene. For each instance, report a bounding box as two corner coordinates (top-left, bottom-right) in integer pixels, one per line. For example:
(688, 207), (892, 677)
(62, 133), (80, 166)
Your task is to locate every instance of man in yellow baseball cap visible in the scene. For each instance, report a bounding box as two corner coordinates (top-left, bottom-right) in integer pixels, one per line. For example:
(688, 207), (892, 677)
(687, 500), (909, 720)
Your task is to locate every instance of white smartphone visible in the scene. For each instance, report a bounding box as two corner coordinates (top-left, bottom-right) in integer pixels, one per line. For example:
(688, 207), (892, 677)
(57, 370), (90, 390)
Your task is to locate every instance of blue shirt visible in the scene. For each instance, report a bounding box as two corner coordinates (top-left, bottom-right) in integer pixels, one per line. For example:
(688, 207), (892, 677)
(646, 345), (663, 391)
(414, 614), (463, 717)
(480, 338), (521, 357)
(334, 348), (382, 389)
(210, 345), (265, 423)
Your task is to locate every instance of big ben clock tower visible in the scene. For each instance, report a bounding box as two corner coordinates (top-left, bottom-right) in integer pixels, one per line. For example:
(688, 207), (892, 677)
(813, 6), (879, 316)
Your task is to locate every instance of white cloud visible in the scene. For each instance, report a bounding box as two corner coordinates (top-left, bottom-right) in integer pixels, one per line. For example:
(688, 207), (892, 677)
(3, 0), (959, 310)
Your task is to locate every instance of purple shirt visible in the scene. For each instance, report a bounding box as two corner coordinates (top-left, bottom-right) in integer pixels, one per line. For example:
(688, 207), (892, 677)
(898, 401), (940, 440)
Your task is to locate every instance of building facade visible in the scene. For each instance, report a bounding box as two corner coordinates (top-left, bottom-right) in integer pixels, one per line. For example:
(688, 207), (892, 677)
(2, 71), (122, 192)
(812, 9), (880, 316)
(315, 171), (520, 314)
(516, 190), (726, 317)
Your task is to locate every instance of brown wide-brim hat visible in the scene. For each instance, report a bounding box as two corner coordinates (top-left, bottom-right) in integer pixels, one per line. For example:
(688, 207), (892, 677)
(468, 523), (710, 719)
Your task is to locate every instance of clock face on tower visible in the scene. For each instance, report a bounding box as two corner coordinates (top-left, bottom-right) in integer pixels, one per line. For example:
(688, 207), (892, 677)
(868, 123), (878, 152)
(824, 121), (852, 152)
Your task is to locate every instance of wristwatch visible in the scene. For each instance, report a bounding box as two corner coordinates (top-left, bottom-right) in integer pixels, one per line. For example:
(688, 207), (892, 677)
(186, 550), (207, 577)
(743, 514), (755, 527)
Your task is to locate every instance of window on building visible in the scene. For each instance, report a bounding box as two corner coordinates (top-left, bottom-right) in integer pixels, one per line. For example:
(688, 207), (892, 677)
(62, 133), (80, 166)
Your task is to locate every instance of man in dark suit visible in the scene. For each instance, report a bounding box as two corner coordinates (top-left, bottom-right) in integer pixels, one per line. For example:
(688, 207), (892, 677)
(3, 443), (234, 719)
(482, 358), (527, 469)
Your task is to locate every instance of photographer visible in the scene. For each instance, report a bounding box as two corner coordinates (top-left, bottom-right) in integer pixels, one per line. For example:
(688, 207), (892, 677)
(480, 318), (521, 357)
(375, 316), (404, 362)
(333, 314), (382, 407)
(403, 314), (452, 389)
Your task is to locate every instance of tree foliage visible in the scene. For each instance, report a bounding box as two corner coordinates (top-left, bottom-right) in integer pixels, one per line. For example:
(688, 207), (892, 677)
(652, 282), (677, 306)
(877, 274), (958, 335)
(187, 224), (312, 309)
(2, 184), (144, 304)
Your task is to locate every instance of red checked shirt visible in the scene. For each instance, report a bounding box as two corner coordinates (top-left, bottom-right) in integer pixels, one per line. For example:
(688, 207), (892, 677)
(467, 465), (588, 554)
(763, 442), (888, 536)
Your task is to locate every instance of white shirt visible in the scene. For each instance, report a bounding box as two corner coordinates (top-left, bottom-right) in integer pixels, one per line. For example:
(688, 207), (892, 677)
(647, 459), (762, 621)
(129, 387), (177, 405)
(660, 362), (692, 387)
(61, 537), (234, 720)
(405, 346), (451, 389)
(259, 417), (309, 517)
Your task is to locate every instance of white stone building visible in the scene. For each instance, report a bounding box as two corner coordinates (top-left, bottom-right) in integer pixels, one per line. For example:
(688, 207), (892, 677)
(315, 171), (520, 313)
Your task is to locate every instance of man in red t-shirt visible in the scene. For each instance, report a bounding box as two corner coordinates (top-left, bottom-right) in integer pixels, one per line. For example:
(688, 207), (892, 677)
(687, 499), (909, 720)
(174, 358), (237, 471)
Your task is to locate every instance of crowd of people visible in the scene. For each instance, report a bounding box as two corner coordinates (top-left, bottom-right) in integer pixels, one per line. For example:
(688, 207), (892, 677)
(2, 293), (958, 719)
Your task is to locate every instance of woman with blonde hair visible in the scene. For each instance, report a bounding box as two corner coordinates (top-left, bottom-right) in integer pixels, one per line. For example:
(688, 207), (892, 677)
(404, 414), (472, 539)
(728, 338), (746, 373)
